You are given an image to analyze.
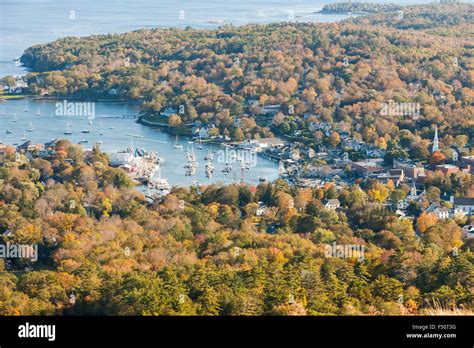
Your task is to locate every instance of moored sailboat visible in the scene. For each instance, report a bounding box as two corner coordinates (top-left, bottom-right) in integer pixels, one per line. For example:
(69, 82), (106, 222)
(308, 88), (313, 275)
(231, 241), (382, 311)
(174, 135), (183, 149)
(27, 121), (34, 132)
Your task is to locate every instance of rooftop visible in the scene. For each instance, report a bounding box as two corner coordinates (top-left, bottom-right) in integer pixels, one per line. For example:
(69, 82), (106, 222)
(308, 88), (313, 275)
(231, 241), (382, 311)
(454, 197), (474, 206)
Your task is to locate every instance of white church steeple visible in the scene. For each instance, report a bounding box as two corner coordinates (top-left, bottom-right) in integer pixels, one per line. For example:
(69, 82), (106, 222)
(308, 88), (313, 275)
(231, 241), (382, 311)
(432, 125), (439, 153)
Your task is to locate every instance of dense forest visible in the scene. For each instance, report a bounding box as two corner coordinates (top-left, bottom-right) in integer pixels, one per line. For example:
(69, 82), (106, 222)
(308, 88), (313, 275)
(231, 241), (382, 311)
(320, 2), (402, 14)
(0, 142), (472, 315)
(12, 3), (473, 160)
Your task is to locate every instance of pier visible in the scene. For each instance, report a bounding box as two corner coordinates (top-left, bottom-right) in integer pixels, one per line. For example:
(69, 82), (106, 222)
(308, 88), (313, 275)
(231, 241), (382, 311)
(98, 114), (138, 119)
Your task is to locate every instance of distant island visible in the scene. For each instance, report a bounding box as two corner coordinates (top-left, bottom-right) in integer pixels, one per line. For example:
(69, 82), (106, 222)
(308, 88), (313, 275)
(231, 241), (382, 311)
(319, 2), (402, 14)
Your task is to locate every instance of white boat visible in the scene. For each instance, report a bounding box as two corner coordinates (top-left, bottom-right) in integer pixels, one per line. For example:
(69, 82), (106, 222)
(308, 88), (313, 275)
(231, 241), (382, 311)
(20, 131), (27, 141)
(27, 121), (34, 132)
(174, 135), (183, 149)
(0, 107), (5, 115)
(205, 160), (215, 178)
(184, 163), (197, 176)
(126, 133), (143, 138)
(222, 163), (232, 174)
(184, 149), (198, 176)
(64, 122), (72, 135)
(196, 137), (203, 149)
(204, 147), (213, 161)
(148, 165), (171, 196)
(79, 139), (88, 144)
(5, 129), (13, 134)
(12, 114), (17, 122)
(81, 129), (90, 134)
(36, 108), (41, 116)
(278, 161), (286, 176)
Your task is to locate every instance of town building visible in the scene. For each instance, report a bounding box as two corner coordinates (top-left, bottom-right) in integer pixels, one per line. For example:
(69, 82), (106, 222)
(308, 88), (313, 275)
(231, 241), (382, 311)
(160, 107), (178, 117)
(435, 164), (459, 175)
(462, 225), (474, 239)
(323, 199), (340, 211)
(406, 182), (426, 203)
(239, 138), (285, 152)
(352, 160), (384, 177)
(261, 104), (281, 115)
(426, 203), (450, 219)
(256, 202), (267, 217)
(376, 169), (405, 186)
(393, 159), (426, 179)
(460, 156), (474, 173)
(451, 197), (474, 216)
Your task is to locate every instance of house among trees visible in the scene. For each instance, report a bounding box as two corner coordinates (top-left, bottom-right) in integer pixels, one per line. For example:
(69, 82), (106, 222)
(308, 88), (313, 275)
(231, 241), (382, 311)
(462, 225), (474, 239)
(396, 182), (426, 211)
(452, 197), (474, 216)
(426, 203), (450, 219)
(323, 199), (340, 211)
(260, 104), (281, 115)
(1, 229), (13, 238)
(460, 156), (474, 173)
(256, 202), (267, 217)
(192, 127), (209, 139)
(160, 107), (178, 118)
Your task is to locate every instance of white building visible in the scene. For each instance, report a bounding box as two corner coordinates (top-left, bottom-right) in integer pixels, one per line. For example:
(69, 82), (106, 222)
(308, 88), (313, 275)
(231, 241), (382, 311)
(109, 152), (134, 167)
(432, 125), (439, 153)
(160, 107), (178, 117)
(256, 202), (267, 217)
(323, 199), (340, 211)
(462, 225), (474, 239)
(426, 204), (450, 219)
(452, 197), (474, 216)
(261, 104), (281, 115)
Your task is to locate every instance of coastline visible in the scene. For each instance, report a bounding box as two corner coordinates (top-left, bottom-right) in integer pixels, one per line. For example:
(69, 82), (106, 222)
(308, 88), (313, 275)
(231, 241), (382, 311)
(1, 9), (353, 79)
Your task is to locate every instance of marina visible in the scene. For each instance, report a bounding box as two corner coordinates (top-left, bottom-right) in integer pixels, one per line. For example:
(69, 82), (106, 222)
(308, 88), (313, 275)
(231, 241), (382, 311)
(0, 99), (279, 186)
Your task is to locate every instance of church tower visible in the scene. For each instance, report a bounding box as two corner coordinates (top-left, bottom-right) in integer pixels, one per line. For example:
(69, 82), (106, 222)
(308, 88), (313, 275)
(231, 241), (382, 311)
(432, 125), (439, 153)
(409, 182), (417, 200)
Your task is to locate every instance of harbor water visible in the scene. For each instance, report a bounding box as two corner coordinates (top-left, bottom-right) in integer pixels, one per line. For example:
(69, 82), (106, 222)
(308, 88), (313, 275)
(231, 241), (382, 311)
(0, 99), (279, 186)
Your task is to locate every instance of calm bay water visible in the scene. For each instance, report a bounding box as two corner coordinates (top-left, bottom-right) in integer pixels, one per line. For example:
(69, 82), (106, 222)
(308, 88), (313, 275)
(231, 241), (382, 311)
(0, 99), (280, 186)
